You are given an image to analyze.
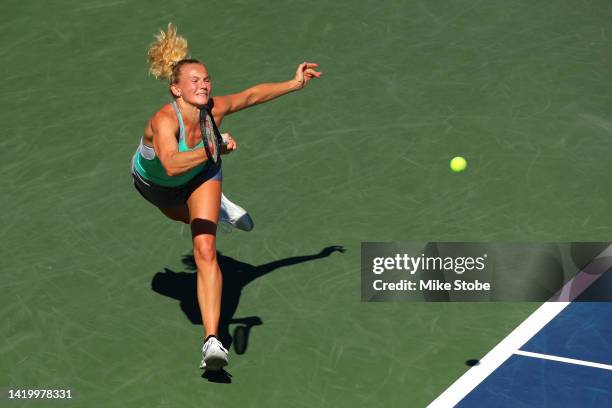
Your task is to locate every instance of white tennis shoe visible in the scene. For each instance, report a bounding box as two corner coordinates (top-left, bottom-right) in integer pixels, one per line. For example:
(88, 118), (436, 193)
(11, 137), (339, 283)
(200, 336), (229, 371)
(220, 193), (254, 232)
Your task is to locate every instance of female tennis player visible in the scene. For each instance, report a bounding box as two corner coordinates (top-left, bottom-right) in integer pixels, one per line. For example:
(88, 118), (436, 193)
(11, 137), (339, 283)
(131, 23), (321, 371)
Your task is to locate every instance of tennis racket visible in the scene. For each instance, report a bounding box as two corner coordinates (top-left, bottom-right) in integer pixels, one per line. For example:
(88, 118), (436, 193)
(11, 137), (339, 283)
(199, 106), (224, 164)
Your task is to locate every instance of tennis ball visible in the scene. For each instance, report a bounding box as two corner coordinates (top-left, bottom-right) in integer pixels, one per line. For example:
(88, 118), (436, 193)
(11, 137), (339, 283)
(450, 156), (467, 173)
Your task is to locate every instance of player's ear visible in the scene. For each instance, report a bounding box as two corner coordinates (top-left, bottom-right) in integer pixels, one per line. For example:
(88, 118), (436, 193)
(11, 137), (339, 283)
(170, 84), (181, 98)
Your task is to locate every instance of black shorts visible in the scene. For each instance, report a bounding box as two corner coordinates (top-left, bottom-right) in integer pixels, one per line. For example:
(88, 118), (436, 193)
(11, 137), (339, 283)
(132, 164), (222, 208)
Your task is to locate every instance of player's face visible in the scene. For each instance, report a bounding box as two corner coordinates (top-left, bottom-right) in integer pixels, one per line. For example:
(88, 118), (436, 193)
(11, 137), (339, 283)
(176, 63), (211, 106)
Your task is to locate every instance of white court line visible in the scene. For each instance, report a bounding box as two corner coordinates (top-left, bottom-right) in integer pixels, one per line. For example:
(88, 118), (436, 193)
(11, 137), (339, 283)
(514, 350), (612, 372)
(427, 244), (612, 408)
(426, 301), (569, 408)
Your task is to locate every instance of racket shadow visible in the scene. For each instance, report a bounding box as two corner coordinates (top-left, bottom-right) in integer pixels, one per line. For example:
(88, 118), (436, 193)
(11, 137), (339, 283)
(151, 245), (346, 352)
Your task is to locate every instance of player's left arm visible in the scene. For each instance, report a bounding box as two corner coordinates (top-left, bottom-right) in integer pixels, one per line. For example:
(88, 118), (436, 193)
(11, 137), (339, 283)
(212, 62), (322, 121)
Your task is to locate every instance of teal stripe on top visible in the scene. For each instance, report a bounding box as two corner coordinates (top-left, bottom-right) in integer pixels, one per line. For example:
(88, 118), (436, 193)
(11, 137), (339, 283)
(133, 101), (205, 187)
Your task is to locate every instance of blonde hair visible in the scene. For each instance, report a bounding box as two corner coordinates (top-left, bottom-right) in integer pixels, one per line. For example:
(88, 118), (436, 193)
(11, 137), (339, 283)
(147, 23), (192, 83)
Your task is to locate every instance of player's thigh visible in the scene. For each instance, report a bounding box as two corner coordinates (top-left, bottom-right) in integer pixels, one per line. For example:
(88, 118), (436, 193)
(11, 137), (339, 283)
(187, 179), (222, 261)
(159, 205), (189, 224)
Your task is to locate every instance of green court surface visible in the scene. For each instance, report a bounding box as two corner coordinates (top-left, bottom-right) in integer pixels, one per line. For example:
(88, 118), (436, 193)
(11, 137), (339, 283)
(2, 1), (611, 407)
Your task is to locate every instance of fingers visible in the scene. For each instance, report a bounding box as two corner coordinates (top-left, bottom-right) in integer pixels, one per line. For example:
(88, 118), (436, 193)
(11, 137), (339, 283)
(221, 133), (237, 153)
(304, 68), (322, 78)
(297, 62), (321, 73)
(301, 62), (319, 69)
(299, 62), (322, 80)
(226, 138), (237, 151)
(293, 62), (322, 89)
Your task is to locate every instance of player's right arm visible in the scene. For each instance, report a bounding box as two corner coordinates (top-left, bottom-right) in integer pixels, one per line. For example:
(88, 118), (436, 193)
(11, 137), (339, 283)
(151, 110), (208, 177)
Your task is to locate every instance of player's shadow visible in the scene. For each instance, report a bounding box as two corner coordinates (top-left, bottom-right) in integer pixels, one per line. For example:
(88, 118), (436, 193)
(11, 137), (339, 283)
(202, 369), (232, 384)
(151, 245), (345, 352)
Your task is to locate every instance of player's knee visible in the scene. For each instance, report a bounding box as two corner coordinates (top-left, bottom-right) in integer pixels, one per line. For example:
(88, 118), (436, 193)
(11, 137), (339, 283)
(193, 239), (217, 264)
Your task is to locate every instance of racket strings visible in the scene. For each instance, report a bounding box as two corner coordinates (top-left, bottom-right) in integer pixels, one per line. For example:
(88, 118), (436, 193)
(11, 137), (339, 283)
(200, 108), (220, 164)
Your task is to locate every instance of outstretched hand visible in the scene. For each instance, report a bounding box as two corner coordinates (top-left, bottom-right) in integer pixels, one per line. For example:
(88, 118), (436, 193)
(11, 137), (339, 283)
(293, 62), (322, 89)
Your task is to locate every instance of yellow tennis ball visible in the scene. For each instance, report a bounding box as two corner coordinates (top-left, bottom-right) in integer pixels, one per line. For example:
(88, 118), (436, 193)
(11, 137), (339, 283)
(450, 156), (467, 172)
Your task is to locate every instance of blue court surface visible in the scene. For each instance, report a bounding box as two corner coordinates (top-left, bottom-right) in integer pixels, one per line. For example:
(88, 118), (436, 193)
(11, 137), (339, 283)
(429, 251), (612, 407)
(457, 303), (612, 407)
